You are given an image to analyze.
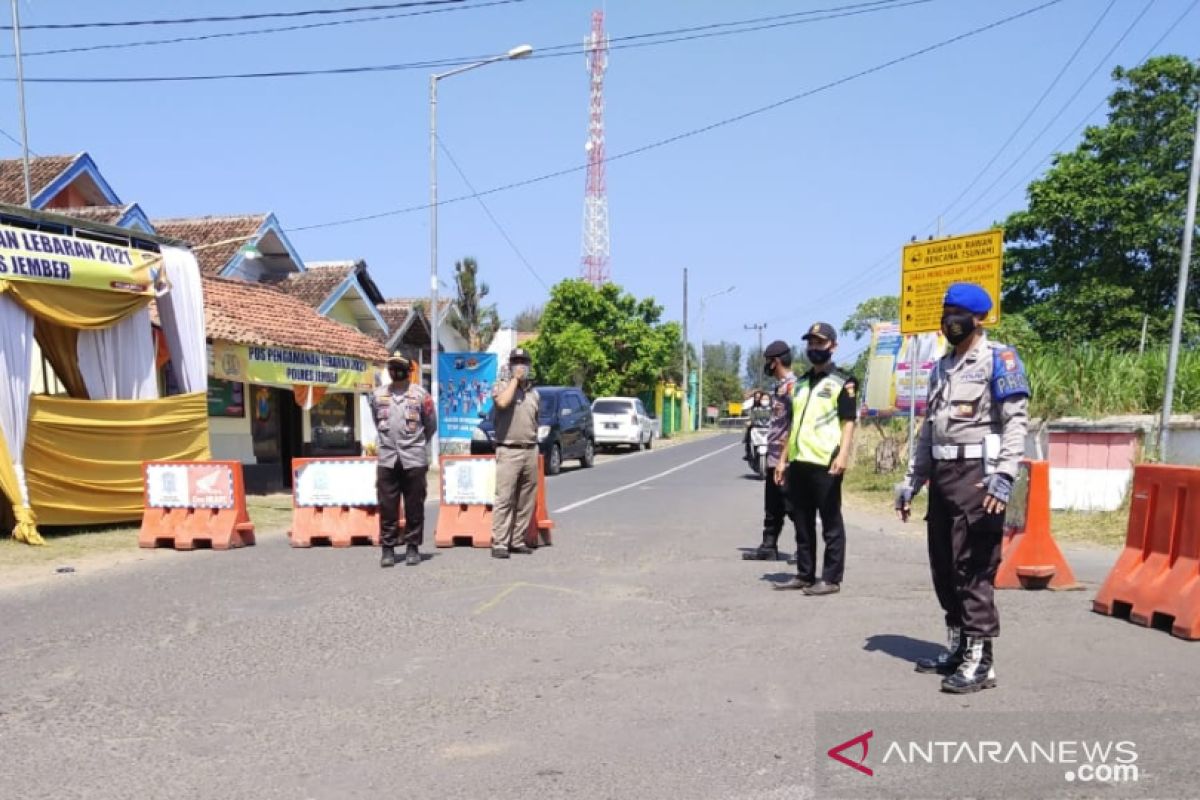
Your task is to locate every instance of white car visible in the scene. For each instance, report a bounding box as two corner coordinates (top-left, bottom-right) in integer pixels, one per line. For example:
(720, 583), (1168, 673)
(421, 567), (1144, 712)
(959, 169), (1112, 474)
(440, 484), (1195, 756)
(592, 397), (655, 451)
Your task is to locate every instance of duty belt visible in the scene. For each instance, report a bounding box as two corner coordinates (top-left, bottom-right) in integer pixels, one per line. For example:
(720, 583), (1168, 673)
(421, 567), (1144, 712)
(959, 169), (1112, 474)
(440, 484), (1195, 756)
(931, 443), (983, 460)
(497, 442), (537, 449)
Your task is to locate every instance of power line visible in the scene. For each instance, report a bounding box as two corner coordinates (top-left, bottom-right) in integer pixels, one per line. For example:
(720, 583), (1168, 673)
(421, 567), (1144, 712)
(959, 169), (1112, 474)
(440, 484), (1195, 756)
(289, 0), (1064, 233)
(1, 0), (524, 60)
(0, 0), (466, 31)
(5, 0), (936, 83)
(943, 0), (1159, 230)
(436, 134), (549, 290)
(932, 0), (1117, 226)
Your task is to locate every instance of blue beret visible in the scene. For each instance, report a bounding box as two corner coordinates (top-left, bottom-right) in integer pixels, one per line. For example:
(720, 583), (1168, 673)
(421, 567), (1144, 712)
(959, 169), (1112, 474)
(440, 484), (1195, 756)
(943, 282), (993, 314)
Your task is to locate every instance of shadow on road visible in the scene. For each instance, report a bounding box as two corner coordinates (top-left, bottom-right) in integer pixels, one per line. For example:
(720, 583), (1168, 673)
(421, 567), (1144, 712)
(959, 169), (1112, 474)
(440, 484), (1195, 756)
(758, 572), (797, 586)
(862, 634), (944, 665)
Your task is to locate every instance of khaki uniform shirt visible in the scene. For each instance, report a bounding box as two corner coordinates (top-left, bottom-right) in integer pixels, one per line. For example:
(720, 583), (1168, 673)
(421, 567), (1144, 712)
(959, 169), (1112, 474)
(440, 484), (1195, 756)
(907, 333), (1030, 485)
(370, 382), (437, 469)
(492, 379), (540, 445)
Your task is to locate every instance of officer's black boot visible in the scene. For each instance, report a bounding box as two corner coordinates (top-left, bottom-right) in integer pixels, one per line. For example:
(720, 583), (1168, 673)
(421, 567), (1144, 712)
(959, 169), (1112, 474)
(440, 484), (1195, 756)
(742, 534), (780, 561)
(405, 544), (420, 566)
(915, 626), (964, 674)
(940, 636), (996, 694)
(380, 546), (396, 568)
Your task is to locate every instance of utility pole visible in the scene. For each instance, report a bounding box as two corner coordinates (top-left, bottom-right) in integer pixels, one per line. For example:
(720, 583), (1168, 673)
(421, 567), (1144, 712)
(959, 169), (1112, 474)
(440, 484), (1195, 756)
(745, 322), (767, 388)
(682, 268), (689, 432)
(10, 0), (31, 207)
(1160, 94), (1200, 462)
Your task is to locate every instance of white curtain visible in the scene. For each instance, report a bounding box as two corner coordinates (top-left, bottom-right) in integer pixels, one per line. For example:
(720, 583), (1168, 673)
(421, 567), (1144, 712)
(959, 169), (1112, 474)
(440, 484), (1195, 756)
(77, 305), (159, 400)
(0, 293), (33, 507)
(155, 245), (208, 394)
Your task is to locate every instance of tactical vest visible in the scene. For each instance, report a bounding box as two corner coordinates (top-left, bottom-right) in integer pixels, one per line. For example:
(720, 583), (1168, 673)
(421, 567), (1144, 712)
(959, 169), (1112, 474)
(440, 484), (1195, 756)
(787, 371), (847, 466)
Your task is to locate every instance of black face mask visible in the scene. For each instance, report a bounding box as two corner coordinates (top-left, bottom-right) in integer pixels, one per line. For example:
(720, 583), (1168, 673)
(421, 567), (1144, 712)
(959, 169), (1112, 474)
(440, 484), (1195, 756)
(806, 348), (832, 366)
(763, 360), (776, 376)
(390, 369), (410, 381)
(942, 312), (976, 345)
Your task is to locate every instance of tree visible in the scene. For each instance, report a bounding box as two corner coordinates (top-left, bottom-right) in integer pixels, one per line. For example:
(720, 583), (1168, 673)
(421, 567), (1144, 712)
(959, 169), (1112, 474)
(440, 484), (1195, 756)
(524, 279), (681, 397)
(744, 345), (765, 391)
(702, 341), (743, 408)
(450, 257), (501, 350)
(843, 296), (899, 341)
(1003, 55), (1200, 349)
(513, 304), (543, 333)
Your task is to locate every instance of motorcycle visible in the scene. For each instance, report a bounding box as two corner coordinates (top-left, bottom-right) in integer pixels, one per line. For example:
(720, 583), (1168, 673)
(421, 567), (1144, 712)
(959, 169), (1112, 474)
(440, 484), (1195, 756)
(744, 393), (772, 479)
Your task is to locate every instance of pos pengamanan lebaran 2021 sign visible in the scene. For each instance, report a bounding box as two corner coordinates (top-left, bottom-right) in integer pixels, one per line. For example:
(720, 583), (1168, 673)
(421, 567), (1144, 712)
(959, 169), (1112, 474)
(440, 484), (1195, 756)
(210, 341), (374, 391)
(0, 224), (159, 295)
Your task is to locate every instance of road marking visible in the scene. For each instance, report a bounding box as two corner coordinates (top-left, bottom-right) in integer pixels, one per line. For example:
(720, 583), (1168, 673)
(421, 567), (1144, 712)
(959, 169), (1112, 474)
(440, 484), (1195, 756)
(552, 441), (740, 514)
(472, 581), (584, 615)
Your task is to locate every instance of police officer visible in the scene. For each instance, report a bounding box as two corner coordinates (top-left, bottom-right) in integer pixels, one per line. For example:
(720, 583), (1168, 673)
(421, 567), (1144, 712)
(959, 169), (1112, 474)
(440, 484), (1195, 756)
(742, 340), (798, 561)
(895, 282), (1030, 694)
(370, 352), (437, 568)
(490, 348), (541, 559)
(774, 323), (858, 594)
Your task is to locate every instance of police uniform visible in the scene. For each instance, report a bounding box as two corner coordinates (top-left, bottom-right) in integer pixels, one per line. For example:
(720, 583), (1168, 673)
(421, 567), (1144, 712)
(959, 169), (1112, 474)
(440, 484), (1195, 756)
(898, 282), (1030, 694)
(370, 353), (437, 568)
(490, 348), (541, 558)
(775, 323), (858, 595)
(744, 340), (798, 561)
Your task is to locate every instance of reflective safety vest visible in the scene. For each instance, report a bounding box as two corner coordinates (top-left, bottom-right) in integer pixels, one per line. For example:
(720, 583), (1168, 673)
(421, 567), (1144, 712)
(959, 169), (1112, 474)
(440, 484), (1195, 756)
(786, 370), (848, 466)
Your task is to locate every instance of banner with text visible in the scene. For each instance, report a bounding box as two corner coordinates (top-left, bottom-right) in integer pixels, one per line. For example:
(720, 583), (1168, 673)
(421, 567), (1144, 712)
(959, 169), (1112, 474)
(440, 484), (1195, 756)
(210, 341), (374, 391)
(861, 321), (947, 418)
(437, 352), (498, 445)
(0, 223), (159, 295)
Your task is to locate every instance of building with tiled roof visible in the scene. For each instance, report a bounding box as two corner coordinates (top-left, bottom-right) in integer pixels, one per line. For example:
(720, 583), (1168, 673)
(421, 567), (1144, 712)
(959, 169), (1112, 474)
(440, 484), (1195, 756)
(378, 296), (467, 370)
(271, 259), (389, 341)
(0, 153), (128, 215)
(151, 213), (303, 281)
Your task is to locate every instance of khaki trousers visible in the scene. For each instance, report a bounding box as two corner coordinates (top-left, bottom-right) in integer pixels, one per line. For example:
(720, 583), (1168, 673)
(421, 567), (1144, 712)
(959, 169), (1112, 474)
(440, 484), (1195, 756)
(492, 445), (539, 549)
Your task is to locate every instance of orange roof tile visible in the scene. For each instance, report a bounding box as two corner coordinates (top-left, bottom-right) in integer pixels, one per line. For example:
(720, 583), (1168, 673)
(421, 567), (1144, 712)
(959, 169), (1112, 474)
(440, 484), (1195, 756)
(151, 215), (267, 276)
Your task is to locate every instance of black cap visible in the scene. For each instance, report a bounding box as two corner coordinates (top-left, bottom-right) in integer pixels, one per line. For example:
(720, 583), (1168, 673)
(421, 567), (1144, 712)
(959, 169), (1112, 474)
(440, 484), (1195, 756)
(801, 322), (837, 344)
(763, 339), (791, 360)
(509, 347), (531, 364)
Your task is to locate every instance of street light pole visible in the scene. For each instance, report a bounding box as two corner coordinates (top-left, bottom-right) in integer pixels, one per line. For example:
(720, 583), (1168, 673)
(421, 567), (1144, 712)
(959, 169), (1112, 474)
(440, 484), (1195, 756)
(1160, 94), (1200, 462)
(698, 285), (735, 429)
(429, 44), (533, 455)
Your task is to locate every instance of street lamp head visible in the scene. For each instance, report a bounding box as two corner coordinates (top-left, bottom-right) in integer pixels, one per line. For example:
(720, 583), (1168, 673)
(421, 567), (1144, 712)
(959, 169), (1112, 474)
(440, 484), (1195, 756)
(507, 44), (534, 59)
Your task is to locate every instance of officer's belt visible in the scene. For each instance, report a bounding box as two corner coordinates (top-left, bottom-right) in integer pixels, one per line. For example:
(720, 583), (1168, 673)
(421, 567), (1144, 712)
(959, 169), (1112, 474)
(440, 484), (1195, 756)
(931, 443), (983, 460)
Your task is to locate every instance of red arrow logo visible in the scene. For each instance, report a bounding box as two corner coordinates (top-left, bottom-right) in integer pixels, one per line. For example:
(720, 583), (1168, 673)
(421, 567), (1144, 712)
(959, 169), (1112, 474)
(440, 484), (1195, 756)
(827, 730), (874, 777)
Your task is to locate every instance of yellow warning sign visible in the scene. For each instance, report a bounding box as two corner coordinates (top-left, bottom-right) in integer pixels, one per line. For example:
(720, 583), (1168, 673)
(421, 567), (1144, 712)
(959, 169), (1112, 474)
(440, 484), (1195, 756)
(900, 229), (1003, 335)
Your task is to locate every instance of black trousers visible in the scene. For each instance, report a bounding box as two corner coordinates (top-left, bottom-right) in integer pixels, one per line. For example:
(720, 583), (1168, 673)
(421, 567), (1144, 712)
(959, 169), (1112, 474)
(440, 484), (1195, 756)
(761, 468), (793, 549)
(377, 463), (428, 548)
(786, 461), (846, 585)
(927, 460), (1004, 637)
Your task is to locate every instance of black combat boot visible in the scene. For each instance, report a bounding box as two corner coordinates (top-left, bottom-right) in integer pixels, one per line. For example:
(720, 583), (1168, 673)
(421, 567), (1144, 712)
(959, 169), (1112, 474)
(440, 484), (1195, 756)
(915, 626), (964, 675)
(742, 534), (780, 561)
(406, 544), (421, 566)
(940, 636), (996, 694)
(380, 546), (396, 568)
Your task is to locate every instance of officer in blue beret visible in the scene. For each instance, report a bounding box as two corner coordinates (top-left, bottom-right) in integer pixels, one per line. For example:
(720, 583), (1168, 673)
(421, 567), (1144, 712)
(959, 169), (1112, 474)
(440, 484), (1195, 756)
(894, 282), (1030, 694)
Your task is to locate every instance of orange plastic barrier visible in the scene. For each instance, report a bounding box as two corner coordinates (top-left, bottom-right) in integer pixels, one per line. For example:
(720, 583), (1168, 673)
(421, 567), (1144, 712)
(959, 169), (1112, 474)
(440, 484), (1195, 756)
(139, 461), (255, 550)
(996, 460), (1079, 590)
(288, 457), (391, 548)
(435, 454), (552, 549)
(1093, 464), (1200, 640)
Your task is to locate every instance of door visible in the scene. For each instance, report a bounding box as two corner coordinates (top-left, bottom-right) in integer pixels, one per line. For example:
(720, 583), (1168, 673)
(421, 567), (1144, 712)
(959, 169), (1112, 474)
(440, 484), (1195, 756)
(277, 390), (304, 489)
(571, 391), (593, 454)
(635, 399), (651, 441)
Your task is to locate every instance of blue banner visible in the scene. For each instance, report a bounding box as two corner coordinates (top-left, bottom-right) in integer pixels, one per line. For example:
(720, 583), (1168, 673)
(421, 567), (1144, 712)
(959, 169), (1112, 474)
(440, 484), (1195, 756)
(437, 352), (498, 443)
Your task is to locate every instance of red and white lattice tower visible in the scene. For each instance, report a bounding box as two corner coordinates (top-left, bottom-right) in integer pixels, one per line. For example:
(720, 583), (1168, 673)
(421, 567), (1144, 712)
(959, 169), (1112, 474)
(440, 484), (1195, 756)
(580, 9), (610, 286)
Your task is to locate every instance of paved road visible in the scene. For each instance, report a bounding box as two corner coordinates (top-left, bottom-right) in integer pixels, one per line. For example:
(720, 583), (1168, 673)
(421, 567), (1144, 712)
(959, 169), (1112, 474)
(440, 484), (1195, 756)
(2, 435), (1198, 799)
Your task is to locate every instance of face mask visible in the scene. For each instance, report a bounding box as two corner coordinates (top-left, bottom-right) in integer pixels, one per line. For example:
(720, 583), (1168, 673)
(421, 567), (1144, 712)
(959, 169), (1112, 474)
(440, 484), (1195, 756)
(390, 369), (409, 381)
(942, 312), (976, 345)
(763, 360), (776, 376)
(806, 348), (832, 366)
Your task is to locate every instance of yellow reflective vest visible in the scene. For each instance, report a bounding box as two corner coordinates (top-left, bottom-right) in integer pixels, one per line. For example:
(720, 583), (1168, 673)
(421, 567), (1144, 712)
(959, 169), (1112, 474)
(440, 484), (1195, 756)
(786, 369), (849, 466)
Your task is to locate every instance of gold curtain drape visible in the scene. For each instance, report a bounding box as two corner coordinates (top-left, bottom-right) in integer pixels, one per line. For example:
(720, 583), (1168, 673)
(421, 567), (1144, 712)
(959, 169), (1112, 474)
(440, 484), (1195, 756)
(1, 281), (151, 330)
(25, 392), (210, 526)
(33, 317), (89, 399)
(0, 420), (42, 544)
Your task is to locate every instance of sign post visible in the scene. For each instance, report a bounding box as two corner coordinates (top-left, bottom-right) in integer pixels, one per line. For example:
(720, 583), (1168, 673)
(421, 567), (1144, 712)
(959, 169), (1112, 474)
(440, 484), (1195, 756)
(900, 228), (1004, 461)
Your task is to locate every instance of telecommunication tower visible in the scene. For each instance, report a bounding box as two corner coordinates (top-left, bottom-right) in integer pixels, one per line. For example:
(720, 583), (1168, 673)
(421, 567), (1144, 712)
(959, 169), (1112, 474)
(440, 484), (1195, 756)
(580, 9), (610, 286)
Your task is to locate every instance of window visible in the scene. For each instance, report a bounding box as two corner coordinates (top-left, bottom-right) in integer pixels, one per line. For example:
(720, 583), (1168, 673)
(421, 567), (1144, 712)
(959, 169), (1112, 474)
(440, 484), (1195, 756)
(310, 393), (356, 454)
(635, 400), (647, 416)
(594, 400), (633, 415)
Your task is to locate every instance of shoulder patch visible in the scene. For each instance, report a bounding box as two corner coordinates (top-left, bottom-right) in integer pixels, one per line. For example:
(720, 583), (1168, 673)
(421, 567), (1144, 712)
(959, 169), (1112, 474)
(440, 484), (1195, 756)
(991, 346), (1031, 401)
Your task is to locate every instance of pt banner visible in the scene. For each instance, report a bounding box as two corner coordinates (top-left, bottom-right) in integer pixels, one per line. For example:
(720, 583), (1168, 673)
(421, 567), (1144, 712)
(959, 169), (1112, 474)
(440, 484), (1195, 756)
(0, 223), (160, 295)
(437, 352), (497, 452)
(861, 322), (947, 418)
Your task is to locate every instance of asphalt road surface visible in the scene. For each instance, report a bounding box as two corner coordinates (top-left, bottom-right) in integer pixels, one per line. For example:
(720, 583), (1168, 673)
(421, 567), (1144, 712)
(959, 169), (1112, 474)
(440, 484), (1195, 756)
(2, 434), (1198, 799)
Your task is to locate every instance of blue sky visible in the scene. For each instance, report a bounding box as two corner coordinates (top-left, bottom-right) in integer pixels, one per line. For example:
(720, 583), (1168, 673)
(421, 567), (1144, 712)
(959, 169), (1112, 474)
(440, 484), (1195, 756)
(0, 0), (1195, 365)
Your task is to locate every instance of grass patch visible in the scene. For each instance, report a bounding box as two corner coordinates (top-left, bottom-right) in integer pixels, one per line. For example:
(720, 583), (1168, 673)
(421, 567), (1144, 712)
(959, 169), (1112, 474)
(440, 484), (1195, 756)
(1049, 508), (1128, 549)
(0, 524), (138, 568)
